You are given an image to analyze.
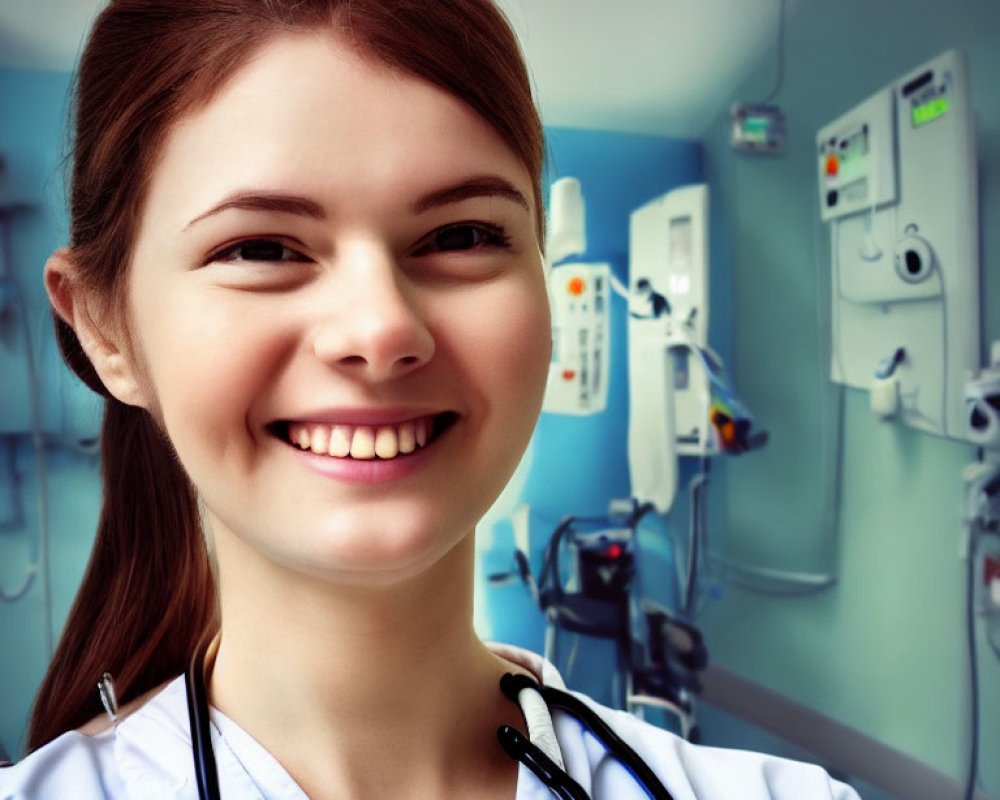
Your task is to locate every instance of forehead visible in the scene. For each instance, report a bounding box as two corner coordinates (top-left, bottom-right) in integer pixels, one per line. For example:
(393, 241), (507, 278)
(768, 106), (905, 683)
(141, 30), (534, 228)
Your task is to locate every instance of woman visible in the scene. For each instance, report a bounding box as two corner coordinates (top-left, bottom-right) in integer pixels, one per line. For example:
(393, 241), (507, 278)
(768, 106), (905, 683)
(1, 1), (860, 797)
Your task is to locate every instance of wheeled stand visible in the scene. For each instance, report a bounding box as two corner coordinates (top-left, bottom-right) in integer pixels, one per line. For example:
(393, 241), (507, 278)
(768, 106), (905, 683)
(509, 500), (708, 741)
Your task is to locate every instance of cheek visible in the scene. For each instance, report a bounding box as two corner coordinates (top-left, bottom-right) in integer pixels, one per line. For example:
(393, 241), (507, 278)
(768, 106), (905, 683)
(502, 301), (551, 397)
(447, 276), (551, 409)
(510, 279), (553, 386)
(129, 285), (289, 450)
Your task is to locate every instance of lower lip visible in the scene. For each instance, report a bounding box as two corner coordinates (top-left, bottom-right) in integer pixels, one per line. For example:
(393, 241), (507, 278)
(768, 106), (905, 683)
(285, 431), (442, 485)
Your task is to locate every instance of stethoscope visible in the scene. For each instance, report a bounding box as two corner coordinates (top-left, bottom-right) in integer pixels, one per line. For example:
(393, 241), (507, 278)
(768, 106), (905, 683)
(184, 641), (675, 800)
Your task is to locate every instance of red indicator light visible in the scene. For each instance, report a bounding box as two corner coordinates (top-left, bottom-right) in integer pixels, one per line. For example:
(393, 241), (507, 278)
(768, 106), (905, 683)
(561, 369), (576, 380)
(825, 155), (839, 176)
(605, 543), (623, 559)
(567, 276), (585, 295)
(985, 555), (1000, 586)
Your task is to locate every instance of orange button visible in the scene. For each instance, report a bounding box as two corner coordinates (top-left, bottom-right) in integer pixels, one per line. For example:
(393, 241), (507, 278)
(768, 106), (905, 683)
(825, 154), (839, 176)
(562, 369), (576, 380)
(567, 276), (585, 295)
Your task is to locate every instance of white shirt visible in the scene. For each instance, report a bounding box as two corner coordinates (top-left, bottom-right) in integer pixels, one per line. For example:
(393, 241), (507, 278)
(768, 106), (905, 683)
(1, 644), (861, 799)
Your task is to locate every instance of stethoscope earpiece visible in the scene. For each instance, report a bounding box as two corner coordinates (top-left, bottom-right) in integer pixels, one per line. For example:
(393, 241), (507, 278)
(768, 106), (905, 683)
(500, 671), (539, 701)
(497, 724), (590, 800)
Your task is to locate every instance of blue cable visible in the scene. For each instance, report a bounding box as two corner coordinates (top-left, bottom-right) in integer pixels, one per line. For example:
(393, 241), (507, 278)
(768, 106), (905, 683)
(963, 526), (980, 800)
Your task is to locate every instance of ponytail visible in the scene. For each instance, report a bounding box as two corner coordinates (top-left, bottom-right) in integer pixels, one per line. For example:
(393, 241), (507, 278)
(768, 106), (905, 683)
(26, 397), (217, 752)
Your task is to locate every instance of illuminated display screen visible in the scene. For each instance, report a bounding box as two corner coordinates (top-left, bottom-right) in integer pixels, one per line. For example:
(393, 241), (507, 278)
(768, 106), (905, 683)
(742, 116), (769, 143)
(732, 103), (785, 152)
(913, 95), (949, 127)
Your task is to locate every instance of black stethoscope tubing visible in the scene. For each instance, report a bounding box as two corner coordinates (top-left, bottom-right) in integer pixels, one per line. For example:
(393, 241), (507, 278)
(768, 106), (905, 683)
(498, 673), (673, 800)
(185, 645), (674, 800)
(185, 643), (221, 800)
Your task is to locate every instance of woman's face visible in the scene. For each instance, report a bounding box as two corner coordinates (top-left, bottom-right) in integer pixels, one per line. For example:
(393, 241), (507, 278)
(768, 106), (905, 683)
(122, 31), (550, 584)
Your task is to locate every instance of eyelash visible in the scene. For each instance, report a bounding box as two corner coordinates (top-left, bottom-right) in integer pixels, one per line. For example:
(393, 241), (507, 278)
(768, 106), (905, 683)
(207, 238), (308, 265)
(206, 221), (511, 267)
(411, 221), (511, 256)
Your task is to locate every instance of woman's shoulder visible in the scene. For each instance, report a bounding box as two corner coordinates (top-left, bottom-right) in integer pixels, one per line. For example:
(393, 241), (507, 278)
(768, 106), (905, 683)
(581, 696), (863, 800)
(0, 727), (125, 798)
(0, 676), (189, 800)
(490, 643), (862, 799)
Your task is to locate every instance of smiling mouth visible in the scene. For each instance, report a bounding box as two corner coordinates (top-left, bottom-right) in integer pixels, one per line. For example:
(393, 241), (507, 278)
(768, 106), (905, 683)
(272, 413), (458, 460)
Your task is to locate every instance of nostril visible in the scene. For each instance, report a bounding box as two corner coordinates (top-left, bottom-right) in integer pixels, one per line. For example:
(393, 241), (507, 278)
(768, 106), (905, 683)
(340, 355), (367, 366)
(398, 355), (420, 366)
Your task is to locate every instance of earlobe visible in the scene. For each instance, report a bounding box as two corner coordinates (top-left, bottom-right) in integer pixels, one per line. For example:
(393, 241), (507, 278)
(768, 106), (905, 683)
(44, 248), (149, 409)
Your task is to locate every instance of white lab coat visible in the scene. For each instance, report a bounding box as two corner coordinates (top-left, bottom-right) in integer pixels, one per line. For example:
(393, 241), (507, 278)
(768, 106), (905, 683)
(1, 643), (861, 799)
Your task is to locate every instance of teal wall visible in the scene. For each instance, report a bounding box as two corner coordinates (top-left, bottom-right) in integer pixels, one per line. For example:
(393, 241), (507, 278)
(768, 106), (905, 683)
(700, 0), (999, 794)
(0, 67), (102, 760)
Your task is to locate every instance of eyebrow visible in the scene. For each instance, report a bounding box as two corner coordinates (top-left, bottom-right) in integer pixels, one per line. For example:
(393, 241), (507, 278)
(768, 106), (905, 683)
(185, 193), (326, 229)
(412, 175), (530, 214)
(184, 174), (530, 231)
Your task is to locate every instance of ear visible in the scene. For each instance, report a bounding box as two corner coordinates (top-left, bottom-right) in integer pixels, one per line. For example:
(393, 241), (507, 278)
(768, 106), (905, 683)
(45, 248), (149, 408)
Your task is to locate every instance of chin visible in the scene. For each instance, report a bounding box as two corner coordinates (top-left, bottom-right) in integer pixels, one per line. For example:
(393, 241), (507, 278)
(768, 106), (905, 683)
(268, 512), (476, 586)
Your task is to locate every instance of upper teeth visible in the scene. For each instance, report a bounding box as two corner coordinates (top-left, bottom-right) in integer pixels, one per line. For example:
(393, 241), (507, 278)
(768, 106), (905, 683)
(287, 418), (432, 460)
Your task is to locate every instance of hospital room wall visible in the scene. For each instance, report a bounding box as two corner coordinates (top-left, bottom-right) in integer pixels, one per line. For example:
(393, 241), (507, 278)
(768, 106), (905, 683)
(477, 127), (708, 701)
(0, 67), (103, 759)
(698, 0), (1000, 791)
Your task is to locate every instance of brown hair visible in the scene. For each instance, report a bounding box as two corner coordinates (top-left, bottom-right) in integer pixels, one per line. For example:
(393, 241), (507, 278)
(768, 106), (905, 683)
(28, 0), (543, 752)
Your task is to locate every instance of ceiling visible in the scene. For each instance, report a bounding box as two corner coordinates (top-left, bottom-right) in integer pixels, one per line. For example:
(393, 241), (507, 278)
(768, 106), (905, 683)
(0, 0), (788, 138)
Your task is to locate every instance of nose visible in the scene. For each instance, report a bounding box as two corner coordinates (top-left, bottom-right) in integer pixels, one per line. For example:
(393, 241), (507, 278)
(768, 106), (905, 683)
(311, 245), (435, 381)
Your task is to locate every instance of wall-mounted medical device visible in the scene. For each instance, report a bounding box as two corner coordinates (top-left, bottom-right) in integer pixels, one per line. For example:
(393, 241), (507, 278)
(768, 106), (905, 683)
(817, 49), (979, 440)
(731, 103), (787, 155)
(541, 177), (611, 417)
(962, 349), (1000, 663)
(544, 261), (611, 416)
(629, 184), (711, 458)
(547, 177), (586, 266)
(966, 342), (1000, 450)
(625, 184), (708, 513)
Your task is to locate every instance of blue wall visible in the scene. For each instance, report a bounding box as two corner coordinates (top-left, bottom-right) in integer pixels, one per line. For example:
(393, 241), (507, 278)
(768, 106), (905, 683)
(478, 127), (708, 705)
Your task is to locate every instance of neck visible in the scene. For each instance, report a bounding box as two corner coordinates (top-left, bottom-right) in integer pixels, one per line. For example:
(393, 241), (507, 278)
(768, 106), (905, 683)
(209, 526), (522, 800)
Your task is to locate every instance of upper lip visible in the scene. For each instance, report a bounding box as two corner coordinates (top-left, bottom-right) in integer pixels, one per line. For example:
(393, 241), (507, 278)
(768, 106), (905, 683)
(272, 407), (454, 427)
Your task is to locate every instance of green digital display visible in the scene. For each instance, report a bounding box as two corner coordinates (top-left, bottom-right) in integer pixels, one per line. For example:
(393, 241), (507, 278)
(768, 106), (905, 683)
(742, 116), (769, 143)
(913, 95), (949, 127)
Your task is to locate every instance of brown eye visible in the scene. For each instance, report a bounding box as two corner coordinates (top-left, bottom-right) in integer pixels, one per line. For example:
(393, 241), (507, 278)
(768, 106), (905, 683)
(211, 238), (308, 263)
(436, 226), (485, 251)
(414, 222), (510, 256)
